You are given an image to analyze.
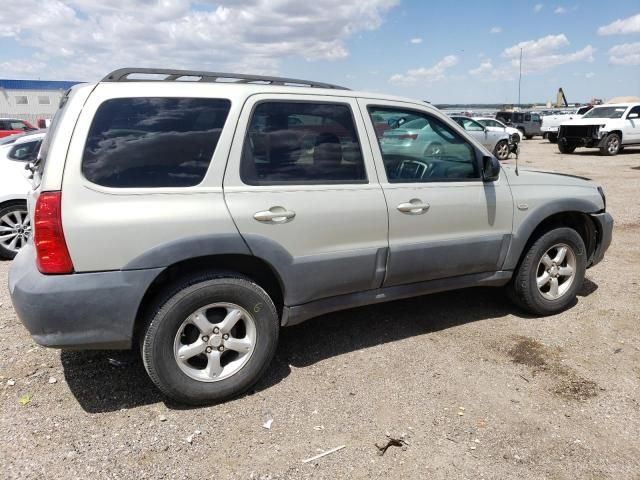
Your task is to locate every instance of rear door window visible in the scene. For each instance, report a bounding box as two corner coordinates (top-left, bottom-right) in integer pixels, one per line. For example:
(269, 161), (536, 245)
(82, 97), (231, 188)
(240, 101), (366, 185)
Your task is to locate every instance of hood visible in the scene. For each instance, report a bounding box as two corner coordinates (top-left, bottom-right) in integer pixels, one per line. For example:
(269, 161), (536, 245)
(561, 117), (612, 126)
(502, 166), (596, 188)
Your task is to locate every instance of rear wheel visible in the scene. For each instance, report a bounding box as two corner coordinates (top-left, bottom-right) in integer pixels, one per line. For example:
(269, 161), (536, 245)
(599, 133), (621, 156)
(0, 202), (30, 260)
(493, 140), (510, 160)
(525, 135), (534, 140)
(547, 132), (558, 144)
(509, 227), (586, 316)
(141, 274), (279, 405)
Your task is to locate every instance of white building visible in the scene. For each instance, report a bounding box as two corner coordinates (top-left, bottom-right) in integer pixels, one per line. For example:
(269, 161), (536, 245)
(0, 79), (82, 125)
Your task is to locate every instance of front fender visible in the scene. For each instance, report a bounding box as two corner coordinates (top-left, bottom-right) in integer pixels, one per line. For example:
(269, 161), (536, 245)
(502, 197), (603, 270)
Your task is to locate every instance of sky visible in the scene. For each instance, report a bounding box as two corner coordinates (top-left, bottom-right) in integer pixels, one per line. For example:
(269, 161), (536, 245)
(0, 0), (638, 104)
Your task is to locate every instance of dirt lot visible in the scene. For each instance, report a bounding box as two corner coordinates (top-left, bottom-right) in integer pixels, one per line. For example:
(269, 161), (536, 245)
(1, 141), (639, 480)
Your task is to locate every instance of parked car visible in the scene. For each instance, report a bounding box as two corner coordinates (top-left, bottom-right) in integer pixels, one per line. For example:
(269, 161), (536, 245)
(0, 131), (45, 259)
(0, 129), (47, 147)
(451, 116), (516, 160)
(0, 118), (37, 139)
(541, 106), (593, 143)
(495, 111), (542, 139)
(557, 103), (640, 155)
(9, 68), (613, 405)
(473, 116), (523, 143)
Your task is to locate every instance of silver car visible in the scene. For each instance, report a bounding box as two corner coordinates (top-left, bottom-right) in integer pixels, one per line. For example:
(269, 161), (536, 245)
(451, 116), (514, 160)
(9, 67), (613, 405)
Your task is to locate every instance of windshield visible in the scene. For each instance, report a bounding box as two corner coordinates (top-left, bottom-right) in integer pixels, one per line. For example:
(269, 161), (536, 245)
(582, 106), (628, 119)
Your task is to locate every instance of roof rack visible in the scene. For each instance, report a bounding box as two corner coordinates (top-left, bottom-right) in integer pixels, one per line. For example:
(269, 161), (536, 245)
(101, 68), (350, 90)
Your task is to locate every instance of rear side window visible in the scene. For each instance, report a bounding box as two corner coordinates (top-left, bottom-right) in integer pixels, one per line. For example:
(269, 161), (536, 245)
(240, 101), (366, 185)
(82, 97), (230, 188)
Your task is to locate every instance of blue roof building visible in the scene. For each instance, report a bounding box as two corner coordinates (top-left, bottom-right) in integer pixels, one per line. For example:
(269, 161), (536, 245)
(0, 79), (84, 123)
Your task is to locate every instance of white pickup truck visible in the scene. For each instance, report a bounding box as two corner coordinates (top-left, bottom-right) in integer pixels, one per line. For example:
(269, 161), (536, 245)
(557, 103), (640, 156)
(541, 105), (593, 143)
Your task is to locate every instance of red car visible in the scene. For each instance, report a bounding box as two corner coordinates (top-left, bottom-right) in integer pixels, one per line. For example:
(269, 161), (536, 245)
(0, 118), (37, 138)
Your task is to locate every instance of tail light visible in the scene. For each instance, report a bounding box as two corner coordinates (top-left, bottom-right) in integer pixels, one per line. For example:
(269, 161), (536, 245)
(397, 134), (418, 140)
(34, 191), (73, 274)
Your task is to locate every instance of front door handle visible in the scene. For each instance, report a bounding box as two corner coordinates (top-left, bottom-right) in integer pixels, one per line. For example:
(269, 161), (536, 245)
(254, 206), (296, 223)
(397, 199), (430, 215)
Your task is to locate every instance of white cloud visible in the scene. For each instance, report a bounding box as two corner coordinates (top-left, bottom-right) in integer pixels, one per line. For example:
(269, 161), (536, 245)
(585, 72), (595, 78)
(502, 34), (570, 59)
(534, 4), (544, 13)
(598, 13), (640, 36)
(410, 37), (423, 44)
(389, 55), (459, 85)
(0, 0), (399, 79)
(469, 60), (495, 77)
(489, 26), (502, 34)
(554, 6), (567, 14)
(608, 42), (640, 65)
(472, 34), (595, 80)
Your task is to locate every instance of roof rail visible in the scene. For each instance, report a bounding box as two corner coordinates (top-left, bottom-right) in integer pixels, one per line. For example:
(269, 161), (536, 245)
(101, 68), (350, 90)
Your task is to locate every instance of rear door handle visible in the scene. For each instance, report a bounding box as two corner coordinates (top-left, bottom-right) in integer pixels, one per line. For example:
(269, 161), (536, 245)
(254, 206), (296, 223)
(397, 199), (430, 215)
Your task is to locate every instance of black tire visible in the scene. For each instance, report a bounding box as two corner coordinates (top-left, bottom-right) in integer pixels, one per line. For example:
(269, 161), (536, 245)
(517, 127), (526, 139)
(493, 139), (510, 160)
(599, 133), (621, 156)
(0, 201), (29, 260)
(141, 274), (279, 405)
(525, 135), (534, 140)
(558, 141), (576, 154)
(548, 132), (558, 144)
(509, 227), (586, 316)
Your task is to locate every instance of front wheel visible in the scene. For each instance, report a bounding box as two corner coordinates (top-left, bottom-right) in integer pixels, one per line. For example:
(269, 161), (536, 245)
(141, 274), (279, 405)
(493, 140), (510, 160)
(600, 133), (621, 156)
(558, 141), (576, 154)
(509, 228), (586, 316)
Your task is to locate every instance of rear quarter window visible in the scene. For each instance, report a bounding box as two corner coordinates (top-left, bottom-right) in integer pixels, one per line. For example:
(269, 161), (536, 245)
(82, 97), (231, 188)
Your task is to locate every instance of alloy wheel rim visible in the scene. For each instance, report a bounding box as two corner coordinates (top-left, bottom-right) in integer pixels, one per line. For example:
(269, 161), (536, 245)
(608, 137), (619, 154)
(0, 208), (31, 253)
(497, 142), (509, 159)
(173, 302), (257, 382)
(536, 243), (577, 301)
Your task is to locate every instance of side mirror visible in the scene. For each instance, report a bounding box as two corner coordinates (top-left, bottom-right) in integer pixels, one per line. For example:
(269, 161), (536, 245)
(482, 155), (501, 182)
(629, 113), (639, 119)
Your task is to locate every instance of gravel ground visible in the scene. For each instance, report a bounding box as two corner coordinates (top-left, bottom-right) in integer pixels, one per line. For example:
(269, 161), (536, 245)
(1, 141), (639, 480)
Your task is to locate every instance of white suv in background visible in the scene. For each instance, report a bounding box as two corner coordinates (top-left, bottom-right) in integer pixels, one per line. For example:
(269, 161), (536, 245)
(558, 103), (640, 155)
(0, 131), (46, 259)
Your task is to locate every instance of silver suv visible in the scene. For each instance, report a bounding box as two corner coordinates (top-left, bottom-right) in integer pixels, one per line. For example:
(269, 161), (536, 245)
(9, 68), (613, 405)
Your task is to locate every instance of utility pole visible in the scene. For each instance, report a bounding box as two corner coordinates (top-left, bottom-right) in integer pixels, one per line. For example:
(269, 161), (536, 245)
(518, 48), (523, 109)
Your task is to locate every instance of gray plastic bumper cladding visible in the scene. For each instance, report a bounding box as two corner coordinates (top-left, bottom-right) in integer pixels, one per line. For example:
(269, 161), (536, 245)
(589, 212), (614, 267)
(9, 244), (162, 349)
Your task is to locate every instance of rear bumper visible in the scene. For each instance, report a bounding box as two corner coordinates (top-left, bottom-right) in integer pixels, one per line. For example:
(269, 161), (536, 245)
(589, 212), (613, 267)
(8, 243), (162, 349)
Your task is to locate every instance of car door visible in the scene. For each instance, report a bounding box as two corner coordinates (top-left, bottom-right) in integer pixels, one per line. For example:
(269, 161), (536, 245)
(457, 117), (496, 150)
(624, 105), (640, 144)
(359, 99), (514, 287)
(223, 94), (389, 306)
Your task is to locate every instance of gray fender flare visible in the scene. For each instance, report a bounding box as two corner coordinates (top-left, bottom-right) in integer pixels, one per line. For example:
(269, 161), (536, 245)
(502, 197), (601, 270)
